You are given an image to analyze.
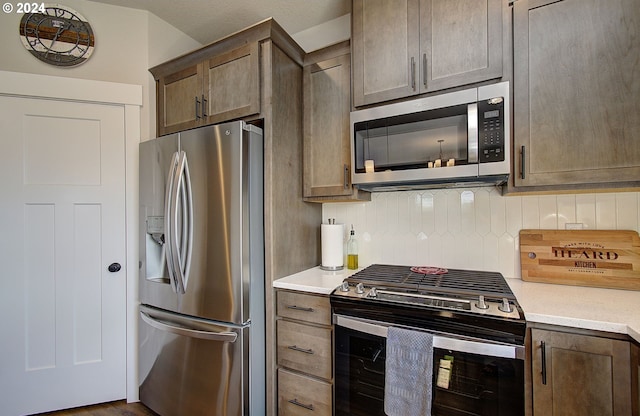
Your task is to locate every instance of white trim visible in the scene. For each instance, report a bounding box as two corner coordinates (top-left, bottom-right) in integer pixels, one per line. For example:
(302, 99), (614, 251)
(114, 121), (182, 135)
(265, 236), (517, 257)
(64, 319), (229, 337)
(0, 70), (142, 106)
(0, 70), (142, 403)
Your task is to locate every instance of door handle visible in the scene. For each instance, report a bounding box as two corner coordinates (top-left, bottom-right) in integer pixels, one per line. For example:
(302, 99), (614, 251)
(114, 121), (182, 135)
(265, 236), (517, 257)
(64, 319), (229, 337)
(107, 262), (121, 273)
(140, 311), (238, 343)
(288, 398), (314, 411)
(410, 57), (416, 90)
(540, 341), (547, 385)
(288, 345), (314, 355)
(286, 305), (315, 312)
(423, 53), (427, 88)
(201, 94), (208, 117)
(520, 145), (526, 179)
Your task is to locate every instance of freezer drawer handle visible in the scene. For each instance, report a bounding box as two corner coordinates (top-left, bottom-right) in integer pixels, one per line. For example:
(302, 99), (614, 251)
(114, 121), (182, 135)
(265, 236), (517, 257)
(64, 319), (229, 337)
(288, 345), (314, 355)
(288, 398), (314, 411)
(286, 305), (314, 312)
(140, 311), (238, 343)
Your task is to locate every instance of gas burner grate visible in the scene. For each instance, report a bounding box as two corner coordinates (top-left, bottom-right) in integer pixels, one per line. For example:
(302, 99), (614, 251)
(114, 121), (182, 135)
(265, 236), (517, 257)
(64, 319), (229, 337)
(346, 264), (516, 299)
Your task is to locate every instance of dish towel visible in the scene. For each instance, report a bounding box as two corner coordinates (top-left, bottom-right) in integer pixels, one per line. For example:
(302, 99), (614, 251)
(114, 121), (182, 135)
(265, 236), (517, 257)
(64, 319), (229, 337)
(384, 327), (434, 416)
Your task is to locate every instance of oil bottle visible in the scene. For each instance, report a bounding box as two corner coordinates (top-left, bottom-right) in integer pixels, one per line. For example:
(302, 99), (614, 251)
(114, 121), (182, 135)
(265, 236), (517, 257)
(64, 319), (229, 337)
(347, 225), (358, 270)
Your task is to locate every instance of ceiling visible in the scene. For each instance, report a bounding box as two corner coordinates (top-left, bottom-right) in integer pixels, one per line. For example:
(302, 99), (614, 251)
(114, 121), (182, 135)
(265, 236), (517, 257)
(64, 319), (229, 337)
(90, 0), (351, 45)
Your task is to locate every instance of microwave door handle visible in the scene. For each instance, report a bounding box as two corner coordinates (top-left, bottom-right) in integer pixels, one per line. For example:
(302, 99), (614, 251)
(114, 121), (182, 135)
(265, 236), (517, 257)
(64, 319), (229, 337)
(334, 314), (524, 360)
(467, 103), (479, 163)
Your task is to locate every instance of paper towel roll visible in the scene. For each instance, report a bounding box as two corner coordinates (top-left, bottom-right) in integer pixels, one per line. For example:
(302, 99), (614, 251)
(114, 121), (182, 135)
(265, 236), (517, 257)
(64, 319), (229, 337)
(321, 222), (344, 270)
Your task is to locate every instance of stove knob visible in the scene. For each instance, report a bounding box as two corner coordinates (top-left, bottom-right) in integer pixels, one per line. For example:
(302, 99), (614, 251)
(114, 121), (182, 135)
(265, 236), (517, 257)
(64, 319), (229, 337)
(368, 287), (378, 298)
(339, 281), (349, 292)
(498, 298), (513, 313)
(475, 295), (489, 310)
(355, 282), (365, 294)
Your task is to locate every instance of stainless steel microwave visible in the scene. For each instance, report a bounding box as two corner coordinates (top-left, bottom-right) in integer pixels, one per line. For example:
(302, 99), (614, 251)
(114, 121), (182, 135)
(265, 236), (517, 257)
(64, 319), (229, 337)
(351, 82), (510, 191)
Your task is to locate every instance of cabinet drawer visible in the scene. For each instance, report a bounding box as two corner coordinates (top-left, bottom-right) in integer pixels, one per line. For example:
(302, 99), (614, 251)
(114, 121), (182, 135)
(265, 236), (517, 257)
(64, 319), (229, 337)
(278, 368), (332, 416)
(277, 291), (331, 325)
(277, 320), (332, 380)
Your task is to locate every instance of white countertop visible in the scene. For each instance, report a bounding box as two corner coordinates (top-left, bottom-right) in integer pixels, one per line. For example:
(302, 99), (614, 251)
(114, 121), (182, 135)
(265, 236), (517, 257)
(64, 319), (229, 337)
(272, 266), (360, 294)
(273, 267), (640, 343)
(506, 278), (640, 342)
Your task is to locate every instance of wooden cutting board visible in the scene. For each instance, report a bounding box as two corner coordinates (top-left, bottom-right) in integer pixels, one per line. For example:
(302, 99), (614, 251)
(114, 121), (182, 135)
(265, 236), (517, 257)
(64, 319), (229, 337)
(519, 229), (640, 290)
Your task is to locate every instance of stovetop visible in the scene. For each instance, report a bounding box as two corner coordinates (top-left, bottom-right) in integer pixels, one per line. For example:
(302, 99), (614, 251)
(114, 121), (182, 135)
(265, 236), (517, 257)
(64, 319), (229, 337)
(330, 264), (526, 344)
(343, 264), (517, 300)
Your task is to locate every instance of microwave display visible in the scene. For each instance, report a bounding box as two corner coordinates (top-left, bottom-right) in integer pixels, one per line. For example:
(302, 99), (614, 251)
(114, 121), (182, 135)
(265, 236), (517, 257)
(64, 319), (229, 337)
(478, 98), (504, 163)
(484, 110), (500, 119)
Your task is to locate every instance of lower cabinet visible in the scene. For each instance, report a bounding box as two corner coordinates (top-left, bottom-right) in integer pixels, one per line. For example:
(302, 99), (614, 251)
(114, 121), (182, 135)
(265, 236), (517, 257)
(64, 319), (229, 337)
(278, 369), (332, 416)
(276, 290), (333, 415)
(531, 327), (636, 415)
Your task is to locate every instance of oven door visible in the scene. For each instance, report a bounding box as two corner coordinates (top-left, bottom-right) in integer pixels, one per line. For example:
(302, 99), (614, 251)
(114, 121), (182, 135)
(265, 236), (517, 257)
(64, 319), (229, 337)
(334, 315), (525, 416)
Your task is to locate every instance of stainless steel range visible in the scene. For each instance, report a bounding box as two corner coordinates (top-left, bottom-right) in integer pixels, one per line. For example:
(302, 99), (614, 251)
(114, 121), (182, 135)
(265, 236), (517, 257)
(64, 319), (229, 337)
(331, 264), (526, 416)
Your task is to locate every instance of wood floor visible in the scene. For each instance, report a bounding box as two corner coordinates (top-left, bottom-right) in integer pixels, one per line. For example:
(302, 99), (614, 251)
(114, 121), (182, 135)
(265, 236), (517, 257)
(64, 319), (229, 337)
(34, 400), (157, 416)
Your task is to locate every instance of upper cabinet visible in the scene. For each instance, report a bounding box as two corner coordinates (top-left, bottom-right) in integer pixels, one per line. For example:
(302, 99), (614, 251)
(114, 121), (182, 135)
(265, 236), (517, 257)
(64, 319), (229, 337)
(152, 42), (260, 136)
(512, 0), (640, 189)
(302, 41), (370, 202)
(352, 0), (503, 107)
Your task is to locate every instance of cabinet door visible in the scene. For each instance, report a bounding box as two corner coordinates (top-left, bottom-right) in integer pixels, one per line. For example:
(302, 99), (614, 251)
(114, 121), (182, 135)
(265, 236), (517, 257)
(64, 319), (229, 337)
(513, 0), (640, 188)
(352, 0), (420, 106)
(203, 42), (260, 125)
(303, 53), (354, 198)
(420, 0), (502, 92)
(157, 64), (203, 136)
(531, 328), (633, 416)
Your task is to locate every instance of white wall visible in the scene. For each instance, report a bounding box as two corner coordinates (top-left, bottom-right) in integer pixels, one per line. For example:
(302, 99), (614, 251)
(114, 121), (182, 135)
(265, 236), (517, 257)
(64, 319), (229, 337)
(323, 189), (640, 279)
(292, 14), (350, 52)
(0, 0), (201, 140)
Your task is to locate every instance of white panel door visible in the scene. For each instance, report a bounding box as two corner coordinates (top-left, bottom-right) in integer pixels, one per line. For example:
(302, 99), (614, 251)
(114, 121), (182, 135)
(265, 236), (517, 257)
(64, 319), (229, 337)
(0, 96), (127, 415)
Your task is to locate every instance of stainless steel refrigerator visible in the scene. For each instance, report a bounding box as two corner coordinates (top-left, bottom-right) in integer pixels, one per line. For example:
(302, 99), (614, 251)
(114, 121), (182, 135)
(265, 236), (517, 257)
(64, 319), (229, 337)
(138, 120), (264, 416)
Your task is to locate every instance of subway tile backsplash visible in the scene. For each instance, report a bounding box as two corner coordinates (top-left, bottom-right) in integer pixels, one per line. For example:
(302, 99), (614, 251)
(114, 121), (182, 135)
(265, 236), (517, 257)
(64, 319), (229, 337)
(322, 189), (640, 278)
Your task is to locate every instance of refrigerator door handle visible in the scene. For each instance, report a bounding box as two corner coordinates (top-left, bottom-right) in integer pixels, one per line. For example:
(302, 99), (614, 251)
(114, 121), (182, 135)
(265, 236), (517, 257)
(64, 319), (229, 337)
(168, 151), (193, 294)
(177, 151), (193, 292)
(164, 151), (180, 293)
(140, 311), (238, 343)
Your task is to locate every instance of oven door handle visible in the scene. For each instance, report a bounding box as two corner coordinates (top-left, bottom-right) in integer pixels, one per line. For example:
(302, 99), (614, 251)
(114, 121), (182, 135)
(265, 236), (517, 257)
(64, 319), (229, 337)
(334, 315), (524, 360)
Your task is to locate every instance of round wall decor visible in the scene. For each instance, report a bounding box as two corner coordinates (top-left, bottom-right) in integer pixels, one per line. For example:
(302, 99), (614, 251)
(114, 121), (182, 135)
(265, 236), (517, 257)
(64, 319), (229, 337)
(19, 4), (95, 67)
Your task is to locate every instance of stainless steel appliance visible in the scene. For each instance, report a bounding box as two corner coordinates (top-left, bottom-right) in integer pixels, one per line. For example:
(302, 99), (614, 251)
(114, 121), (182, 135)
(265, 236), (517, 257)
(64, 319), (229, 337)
(350, 82), (510, 191)
(138, 121), (264, 416)
(331, 264), (526, 415)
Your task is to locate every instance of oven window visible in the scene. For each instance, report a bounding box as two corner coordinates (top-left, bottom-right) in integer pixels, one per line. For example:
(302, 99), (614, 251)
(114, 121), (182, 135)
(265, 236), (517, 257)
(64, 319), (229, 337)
(335, 325), (524, 416)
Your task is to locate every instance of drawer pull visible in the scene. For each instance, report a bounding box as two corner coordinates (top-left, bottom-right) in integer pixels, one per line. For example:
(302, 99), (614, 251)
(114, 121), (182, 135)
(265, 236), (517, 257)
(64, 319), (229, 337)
(288, 345), (314, 355)
(286, 305), (314, 312)
(289, 398), (314, 411)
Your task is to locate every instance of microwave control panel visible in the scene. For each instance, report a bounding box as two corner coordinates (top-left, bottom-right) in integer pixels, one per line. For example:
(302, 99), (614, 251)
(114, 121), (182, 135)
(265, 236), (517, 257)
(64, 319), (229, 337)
(478, 98), (505, 163)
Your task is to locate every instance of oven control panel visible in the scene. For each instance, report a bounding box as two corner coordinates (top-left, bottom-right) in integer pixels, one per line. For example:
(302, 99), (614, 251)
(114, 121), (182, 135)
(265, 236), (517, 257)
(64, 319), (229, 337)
(333, 282), (522, 320)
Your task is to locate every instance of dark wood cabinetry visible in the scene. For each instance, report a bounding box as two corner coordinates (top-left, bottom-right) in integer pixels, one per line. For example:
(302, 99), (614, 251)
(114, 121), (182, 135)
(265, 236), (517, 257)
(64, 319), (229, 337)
(351, 0), (503, 107)
(276, 290), (333, 416)
(302, 41), (370, 202)
(152, 42), (259, 136)
(531, 327), (636, 415)
(512, 0), (640, 190)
